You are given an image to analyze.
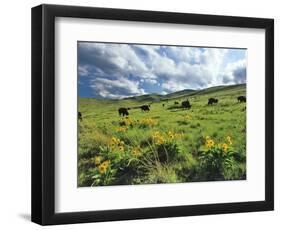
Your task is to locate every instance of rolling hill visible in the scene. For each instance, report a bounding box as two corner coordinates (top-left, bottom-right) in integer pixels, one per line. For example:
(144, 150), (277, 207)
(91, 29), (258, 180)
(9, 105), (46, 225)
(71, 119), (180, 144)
(121, 84), (245, 102)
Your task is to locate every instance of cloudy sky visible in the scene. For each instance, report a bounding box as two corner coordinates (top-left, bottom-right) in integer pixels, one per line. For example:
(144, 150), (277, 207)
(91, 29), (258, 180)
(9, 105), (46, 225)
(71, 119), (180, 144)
(78, 42), (246, 99)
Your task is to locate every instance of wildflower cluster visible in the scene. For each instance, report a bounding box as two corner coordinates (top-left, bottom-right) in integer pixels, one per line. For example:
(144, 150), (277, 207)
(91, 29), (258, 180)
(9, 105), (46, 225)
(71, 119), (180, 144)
(120, 117), (134, 126)
(98, 160), (110, 174)
(152, 131), (166, 145)
(138, 118), (158, 127)
(119, 117), (158, 129)
(109, 137), (125, 152)
(152, 131), (184, 145)
(167, 131), (184, 140)
(89, 155), (110, 174)
(205, 135), (233, 153)
(220, 136), (233, 153)
(205, 136), (215, 148)
(199, 135), (240, 180)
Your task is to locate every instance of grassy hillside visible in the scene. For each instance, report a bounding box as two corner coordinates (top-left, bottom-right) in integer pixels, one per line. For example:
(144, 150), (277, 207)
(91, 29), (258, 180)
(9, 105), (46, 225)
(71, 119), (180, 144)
(162, 89), (196, 99)
(123, 93), (162, 102)
(78, 84), (246, 187)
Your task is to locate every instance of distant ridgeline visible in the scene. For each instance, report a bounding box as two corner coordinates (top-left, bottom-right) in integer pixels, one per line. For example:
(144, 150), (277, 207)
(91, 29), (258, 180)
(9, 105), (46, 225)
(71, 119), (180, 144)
(121, 83), (246, 102)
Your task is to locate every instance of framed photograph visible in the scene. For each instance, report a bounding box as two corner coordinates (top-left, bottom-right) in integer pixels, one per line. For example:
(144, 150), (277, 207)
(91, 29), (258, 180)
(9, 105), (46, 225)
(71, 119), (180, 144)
(31, 4), (274, 225)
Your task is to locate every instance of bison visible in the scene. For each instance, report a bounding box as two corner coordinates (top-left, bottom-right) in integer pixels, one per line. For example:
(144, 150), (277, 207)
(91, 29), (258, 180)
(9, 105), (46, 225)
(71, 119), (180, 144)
(182, 100), (191, 109)
(118, 107), (129, 116)
(162, 104), (165, 107)
(174, 101), (179, 105)
(208, 98), (218, 105)
(237, 96), (246, 103)
(140, 105), (150, 112)
(78, 112), (82, 121)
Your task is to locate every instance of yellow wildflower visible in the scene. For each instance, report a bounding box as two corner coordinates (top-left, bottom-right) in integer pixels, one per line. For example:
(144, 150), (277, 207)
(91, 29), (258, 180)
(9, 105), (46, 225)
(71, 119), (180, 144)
(222, 143), (228, 153)
(139, 118), (158, 127)
(110, 137), (120, 145)
(124, 117), (134, 126)
(110, 137), (118, 146)
(168, 131), (175, 140)
(109, 136), (125, 152)
(205, 138), (215, 148)
(131, 147), (141, 157)
(167, 131), (183, 140)
(226, 136), (232, 145)
(152, 131), (165, 145)
(98, 160), (110, 174)
(94, 156), (102, 165)
(156, 137), (165, 145)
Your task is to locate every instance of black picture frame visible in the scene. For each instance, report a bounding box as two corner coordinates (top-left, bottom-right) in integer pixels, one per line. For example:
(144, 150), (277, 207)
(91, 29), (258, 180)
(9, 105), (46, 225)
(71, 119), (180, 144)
(31, 4), (274, 225)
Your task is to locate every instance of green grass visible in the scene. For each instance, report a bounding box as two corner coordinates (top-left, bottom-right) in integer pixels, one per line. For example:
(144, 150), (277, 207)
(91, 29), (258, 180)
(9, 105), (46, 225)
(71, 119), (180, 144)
(78, 84), (246, 187)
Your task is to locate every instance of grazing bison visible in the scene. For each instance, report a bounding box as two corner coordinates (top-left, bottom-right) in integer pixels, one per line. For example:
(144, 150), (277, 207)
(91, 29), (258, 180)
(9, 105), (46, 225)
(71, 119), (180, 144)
(237, 96), (246, 103)
(174, 101), (179, 105)
(118, 107), (129, 116)
(140, 105), (150, 112)
(162, 104), (165, 107)
(208, 98), (218, 105)
(182, 100), (191, 109)
(78, 112), (82, 121)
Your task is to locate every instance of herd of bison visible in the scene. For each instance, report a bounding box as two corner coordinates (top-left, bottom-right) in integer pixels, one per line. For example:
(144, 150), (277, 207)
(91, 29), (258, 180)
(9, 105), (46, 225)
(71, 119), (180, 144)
(78, 95), (246, 120)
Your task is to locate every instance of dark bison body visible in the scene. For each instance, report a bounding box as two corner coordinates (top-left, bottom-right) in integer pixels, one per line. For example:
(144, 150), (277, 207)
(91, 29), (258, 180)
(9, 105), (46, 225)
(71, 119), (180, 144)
(78, 112), (82, 121)
(118, 107), (129, 116)
(208, 98), (218, 105)
(237, 96), (246, 103)
(162, 104), (165, 107)
(174, 101), (179, 105)
(182, 100), (191, 109)
(140, 105), (150, 112)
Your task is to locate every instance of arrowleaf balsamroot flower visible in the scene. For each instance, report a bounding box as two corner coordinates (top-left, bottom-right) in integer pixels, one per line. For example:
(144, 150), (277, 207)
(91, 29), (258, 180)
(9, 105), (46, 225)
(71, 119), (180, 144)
(152, 131), (165, 145)
(139, 118), (158, 127)
(98, 160), (110, 174)
(109, 137), (125, 152)
(168, 131), (184, 140)
(205, 136), (215, 148)
(226, 136), (232, 145)
(94, 156), (102, 165)
(222, 143), (228, 153)
(131, 147), (141, 157)
(116, 127), (127, 133)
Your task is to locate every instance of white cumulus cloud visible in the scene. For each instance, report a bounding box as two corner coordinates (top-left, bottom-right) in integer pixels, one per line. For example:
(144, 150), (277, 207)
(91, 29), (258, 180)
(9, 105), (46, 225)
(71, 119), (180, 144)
(78, 42), (246, 99)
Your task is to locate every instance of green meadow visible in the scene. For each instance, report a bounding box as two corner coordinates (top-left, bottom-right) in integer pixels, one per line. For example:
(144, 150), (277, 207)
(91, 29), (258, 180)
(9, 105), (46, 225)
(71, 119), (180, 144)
(78, 84), (246, 187)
